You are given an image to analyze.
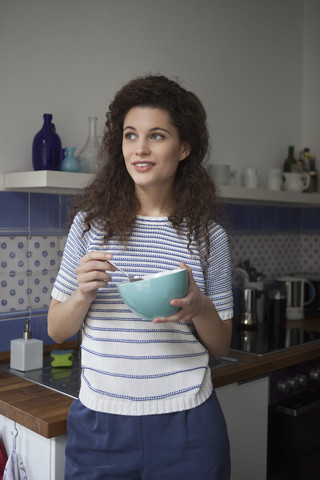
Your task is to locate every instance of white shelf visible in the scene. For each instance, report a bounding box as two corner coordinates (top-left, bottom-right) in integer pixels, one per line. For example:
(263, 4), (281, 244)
(4, 170), (93, 194)
(219, 185), (320, 207)
(3, 171), (320, 206)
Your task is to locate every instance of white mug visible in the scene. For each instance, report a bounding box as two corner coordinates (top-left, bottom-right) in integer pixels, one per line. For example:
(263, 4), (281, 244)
(267, 169), (282, 191)
(243, 168), (258, 188)
(208, 164), (231, 185)
(282, 172), (310, 192)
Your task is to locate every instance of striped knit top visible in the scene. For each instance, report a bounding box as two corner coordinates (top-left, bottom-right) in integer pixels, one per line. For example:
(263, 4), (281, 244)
(51, 211), (233, 416)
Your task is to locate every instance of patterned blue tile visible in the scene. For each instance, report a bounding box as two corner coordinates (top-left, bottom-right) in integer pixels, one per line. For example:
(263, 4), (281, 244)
(30, 193), (60, 229)
(0, 192), (28, 229)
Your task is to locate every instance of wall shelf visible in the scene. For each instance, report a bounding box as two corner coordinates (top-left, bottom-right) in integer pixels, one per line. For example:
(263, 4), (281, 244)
(4, 170), (93, 194)
(219, 185), (320, 207)
(3, 171), (320, 206)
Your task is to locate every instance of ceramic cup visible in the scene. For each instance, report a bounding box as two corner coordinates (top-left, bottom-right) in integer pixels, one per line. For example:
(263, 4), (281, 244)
(117, 268), (188, 319)
(243, 168), (258, 188)
(267, 169), (282, 191)
(282, 172), (310, 192)
(208, 164), (231, 185)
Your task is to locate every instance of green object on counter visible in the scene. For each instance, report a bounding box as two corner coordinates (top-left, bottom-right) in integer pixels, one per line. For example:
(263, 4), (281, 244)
(51, 349), (74, 367)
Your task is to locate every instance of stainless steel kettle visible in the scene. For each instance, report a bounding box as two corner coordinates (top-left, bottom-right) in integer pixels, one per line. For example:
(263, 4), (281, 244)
(240, 287), (258, 328)
(276, 276), (316, 320)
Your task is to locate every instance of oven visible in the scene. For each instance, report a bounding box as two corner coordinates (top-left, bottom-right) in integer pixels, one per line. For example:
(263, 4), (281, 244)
(268, 358), (320, 480)
(230, 323), (320, 480)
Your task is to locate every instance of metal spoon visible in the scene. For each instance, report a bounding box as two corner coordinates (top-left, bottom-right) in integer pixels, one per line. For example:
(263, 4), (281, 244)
(108, 260), (143, 282)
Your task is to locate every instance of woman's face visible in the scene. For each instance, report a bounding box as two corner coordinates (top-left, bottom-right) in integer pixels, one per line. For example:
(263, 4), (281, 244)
(122, 107), (190, 194)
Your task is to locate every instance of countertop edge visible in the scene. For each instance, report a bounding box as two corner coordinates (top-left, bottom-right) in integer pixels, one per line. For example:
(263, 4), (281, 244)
(1, 339), (320, 438)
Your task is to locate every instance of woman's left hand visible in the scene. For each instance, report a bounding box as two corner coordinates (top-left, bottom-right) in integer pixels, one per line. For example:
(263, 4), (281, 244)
(153, 262), (209, 324)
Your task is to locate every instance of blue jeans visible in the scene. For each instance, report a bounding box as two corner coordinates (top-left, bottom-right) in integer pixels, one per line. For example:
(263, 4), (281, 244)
(64, 391), (230, 479)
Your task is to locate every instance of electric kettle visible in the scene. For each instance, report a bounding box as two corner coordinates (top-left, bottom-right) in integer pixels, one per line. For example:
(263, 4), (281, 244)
(275, 276), (316, 320)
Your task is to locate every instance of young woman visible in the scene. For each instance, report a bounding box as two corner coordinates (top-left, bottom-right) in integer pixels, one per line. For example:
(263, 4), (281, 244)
(48, 75), (233, 479)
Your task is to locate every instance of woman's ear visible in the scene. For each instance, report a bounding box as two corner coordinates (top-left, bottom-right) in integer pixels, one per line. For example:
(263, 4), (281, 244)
(179, 142), (191, 162)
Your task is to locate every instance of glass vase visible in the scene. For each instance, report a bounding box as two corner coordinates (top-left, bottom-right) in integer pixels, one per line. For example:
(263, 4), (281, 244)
(60, 147), (79, 172)
(32, 113), (62, 170)
(78, 116), (101, 173)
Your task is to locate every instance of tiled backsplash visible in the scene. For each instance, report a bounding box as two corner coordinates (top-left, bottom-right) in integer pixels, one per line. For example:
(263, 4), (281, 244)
(0, 191), (319, 352)
(229, 233), (320, 280)
(0, 191), (74, 352)
(0, 235), (65, 314)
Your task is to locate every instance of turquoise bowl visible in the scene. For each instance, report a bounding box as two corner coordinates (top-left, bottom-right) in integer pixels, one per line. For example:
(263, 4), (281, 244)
(117, 268), (188, 319)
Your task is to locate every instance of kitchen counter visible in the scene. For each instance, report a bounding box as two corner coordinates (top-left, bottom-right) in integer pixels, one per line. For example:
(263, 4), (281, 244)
(1, 320), (320, 439)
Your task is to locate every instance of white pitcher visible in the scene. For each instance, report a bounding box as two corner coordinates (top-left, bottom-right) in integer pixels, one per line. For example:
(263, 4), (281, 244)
(282, 172), (310, 192)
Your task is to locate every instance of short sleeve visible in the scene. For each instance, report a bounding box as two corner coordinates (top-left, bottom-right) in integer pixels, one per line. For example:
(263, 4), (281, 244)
(51, 211), (88, 302)
(204, 223), (233, 320)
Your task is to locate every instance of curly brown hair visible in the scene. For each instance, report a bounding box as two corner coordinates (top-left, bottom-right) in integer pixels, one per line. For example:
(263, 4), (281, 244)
(73, 74), (221, 260)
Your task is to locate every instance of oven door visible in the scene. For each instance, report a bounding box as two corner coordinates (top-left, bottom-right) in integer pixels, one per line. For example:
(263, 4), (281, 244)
(268, 389), (320, 479)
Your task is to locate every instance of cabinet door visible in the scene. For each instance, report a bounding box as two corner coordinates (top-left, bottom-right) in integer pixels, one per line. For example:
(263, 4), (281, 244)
(216, 376), (269, 480)
(0, 415), (67, 480)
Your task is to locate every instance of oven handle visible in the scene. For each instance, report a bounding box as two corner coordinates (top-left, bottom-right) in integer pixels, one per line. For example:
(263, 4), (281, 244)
(276, 398), (320, 417)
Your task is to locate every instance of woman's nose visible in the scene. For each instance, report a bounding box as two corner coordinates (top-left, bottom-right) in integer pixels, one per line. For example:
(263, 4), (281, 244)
(135, 139), (151, 156)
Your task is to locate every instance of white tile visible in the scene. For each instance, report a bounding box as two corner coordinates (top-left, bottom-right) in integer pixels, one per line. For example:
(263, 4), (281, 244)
(28, 269), (58, 309)
(0, 273), (29, 313)
(28, 235), (61, 272)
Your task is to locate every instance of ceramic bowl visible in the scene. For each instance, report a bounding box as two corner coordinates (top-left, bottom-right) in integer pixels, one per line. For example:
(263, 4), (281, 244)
(117, 268), (188, 319)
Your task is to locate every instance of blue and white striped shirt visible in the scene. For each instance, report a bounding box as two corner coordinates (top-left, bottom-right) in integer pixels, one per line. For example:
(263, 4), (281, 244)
(51, 211), (233, 415)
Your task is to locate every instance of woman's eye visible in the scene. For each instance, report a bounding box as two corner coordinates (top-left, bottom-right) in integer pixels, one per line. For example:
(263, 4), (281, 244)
(151, 133), (164, 140)
(124, 132), (135, 140)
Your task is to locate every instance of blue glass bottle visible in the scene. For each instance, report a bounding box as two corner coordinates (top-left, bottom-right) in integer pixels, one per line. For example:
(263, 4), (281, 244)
(32, 113), (62, 170)
(60, 147), (79, 172)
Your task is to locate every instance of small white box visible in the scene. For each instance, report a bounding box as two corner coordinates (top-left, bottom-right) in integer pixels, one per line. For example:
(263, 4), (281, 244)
(10, 338), (43, 371)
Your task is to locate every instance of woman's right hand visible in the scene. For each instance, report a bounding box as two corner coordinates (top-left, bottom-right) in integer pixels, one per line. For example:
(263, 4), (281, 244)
(76, 251), (116, 300)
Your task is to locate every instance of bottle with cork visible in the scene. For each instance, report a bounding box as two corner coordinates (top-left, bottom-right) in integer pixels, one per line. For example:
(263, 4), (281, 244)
(283, 145), (298, 172)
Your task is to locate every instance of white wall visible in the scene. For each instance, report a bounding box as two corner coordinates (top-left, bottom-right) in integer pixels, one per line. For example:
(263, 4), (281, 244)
(302, 0), (320, 156)
(1, 0), (316, 190)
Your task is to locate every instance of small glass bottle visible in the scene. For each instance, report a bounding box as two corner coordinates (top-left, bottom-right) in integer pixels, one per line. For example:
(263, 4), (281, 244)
(283, 145), (297, 173)
(60, 147), (79, 172)
(78, 116), (101, 173)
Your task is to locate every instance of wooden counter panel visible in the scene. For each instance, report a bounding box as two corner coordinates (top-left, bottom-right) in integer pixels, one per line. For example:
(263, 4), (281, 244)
(0, 370), (73, 438)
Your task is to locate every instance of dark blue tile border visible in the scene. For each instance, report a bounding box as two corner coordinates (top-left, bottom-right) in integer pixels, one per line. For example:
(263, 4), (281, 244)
(30, 193), (60, 229)
(0, 192), (28, 229)
(301, 208), (320, 231)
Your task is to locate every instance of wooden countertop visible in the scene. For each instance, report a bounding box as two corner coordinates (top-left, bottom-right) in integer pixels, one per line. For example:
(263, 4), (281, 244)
(1, 321), (320, 439)
(0, 370), (73, 438)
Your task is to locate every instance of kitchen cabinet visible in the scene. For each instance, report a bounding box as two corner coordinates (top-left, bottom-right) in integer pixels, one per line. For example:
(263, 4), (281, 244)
(0, 414), (66, 480)
(216, 375), (269, 480)
(3, 171), (320, 205)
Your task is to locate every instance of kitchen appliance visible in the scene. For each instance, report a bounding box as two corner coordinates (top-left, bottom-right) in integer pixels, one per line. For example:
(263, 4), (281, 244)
(301, 275), (320, 317)
(276, 276), (315, 320)
(267, 288), (286, 329)
(268, 357), (320, 479)
(230, 324), (320, 479)
(239, 287), (259, 328)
